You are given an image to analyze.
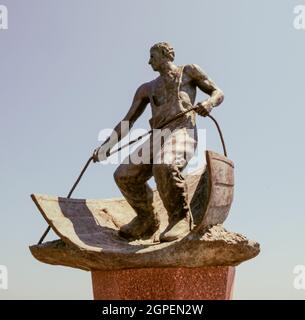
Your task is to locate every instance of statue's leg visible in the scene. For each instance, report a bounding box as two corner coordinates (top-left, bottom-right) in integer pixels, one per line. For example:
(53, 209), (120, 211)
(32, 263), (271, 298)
(114, 161), (159, 240)
(153, 163), (192, 242)
(152, 127), (197, 242)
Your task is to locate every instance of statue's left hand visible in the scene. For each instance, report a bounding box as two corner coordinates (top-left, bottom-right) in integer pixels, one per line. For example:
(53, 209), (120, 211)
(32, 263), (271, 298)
(93, 144), (110, 163)
(195, 101), (213, 117)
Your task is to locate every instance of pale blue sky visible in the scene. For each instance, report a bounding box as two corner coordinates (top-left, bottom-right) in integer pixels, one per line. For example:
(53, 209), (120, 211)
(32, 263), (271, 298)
(1, 0), (305, 299)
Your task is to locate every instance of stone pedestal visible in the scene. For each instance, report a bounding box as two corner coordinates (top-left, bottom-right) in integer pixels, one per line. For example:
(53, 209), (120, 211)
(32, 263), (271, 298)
(91, 266), (235, 300)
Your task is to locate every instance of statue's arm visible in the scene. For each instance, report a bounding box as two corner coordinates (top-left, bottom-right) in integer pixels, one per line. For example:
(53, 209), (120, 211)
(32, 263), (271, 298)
(112, 83), (150, 142)
(188, 64), (224, 116)
(93, 83), (150, 161)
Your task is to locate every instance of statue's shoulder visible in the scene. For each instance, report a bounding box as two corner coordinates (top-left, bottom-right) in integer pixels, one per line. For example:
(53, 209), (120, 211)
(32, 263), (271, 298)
(135, 80), (156, 98)
(183, 64), (205, 77)
(142, 77), (160, 93)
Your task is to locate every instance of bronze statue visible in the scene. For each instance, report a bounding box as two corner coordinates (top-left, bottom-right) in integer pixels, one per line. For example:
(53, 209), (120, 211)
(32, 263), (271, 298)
(93, 42), (224, 242)
(30, 42), (260, 289)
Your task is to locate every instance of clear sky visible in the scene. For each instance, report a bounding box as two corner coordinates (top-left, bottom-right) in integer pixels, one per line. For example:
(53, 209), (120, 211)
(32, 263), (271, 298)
(1, 0), (305, 299)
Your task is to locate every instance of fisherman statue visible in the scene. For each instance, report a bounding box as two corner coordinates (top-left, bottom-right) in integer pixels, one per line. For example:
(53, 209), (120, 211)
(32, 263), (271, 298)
(93, 42), (224, 242)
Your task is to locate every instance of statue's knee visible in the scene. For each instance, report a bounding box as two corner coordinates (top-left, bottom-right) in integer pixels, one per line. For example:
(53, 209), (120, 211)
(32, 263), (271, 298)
(115, 164), (152, 187)
(113, 167), (127, 185)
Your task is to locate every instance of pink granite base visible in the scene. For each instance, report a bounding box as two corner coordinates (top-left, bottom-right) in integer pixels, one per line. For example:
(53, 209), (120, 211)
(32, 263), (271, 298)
(91, 266), (235, 300)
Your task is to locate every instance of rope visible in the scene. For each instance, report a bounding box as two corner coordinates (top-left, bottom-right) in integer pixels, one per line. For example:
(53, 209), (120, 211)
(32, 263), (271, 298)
(37, 107), (227, 245)
(108, 106), (227, 156)
(207, 114), (227, 157)
(37, 156), (93, 245)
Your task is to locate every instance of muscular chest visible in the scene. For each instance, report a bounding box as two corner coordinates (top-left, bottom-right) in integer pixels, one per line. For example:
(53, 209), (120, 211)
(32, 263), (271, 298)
(151, 74), (196, 106)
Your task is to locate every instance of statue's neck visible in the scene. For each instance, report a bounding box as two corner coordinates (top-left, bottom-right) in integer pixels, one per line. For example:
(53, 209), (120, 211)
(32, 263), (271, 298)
(158, 62), (179, 77)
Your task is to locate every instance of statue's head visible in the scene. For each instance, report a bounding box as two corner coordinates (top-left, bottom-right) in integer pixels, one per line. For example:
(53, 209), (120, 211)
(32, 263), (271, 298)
(149, 42), (175, 71)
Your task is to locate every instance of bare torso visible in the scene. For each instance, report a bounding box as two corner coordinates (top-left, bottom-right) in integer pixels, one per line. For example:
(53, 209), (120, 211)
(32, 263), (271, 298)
(147, 65), (197, 107)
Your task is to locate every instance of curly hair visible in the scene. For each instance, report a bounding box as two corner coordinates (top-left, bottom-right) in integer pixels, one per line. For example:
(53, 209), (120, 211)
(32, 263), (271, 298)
(150, 42), (175, 62)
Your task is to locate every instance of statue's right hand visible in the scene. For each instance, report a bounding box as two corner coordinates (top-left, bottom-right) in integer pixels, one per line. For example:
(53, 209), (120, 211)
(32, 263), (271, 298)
(93, 144), (111, 163)
(195, 101), (213, 117)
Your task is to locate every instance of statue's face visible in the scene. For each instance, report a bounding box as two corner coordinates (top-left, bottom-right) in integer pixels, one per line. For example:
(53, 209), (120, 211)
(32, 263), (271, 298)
(148, 48), (166, 71)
